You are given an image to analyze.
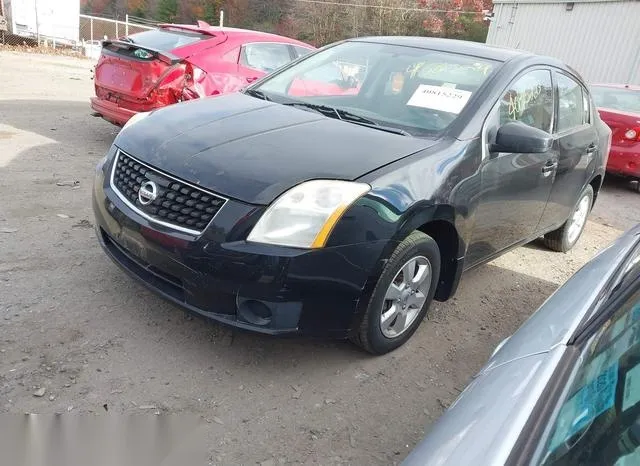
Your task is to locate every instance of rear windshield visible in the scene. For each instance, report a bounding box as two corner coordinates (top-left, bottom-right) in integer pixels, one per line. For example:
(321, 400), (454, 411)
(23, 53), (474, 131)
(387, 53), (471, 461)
(591, 86), (640, 114)
(126, 28), (207, 52)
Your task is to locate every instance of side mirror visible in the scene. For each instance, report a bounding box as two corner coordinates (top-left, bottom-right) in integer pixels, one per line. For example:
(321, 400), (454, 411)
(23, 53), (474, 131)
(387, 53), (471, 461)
(490, 121), (553, 154)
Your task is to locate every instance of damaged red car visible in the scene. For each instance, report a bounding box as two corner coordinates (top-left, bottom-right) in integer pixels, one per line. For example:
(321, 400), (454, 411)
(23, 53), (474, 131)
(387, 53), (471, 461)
(591, 84), (640, 188)
(90, 22), (314, 126)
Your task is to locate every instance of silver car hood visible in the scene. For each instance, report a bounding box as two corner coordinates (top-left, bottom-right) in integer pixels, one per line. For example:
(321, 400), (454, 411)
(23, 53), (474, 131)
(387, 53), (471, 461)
(402, 347), (565, 466)
(483, 225), (640, 372)
(403, 225), (640, 466)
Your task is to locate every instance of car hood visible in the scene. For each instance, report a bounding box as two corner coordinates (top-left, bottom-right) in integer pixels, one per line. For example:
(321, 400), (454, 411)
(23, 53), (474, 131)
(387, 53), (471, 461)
(114, 93), (435, 205)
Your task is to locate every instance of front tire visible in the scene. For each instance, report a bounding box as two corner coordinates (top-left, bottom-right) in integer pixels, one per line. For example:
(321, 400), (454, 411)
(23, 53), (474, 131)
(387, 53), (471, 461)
(350, 231), (441, 355)
(544, 185), (593, 253)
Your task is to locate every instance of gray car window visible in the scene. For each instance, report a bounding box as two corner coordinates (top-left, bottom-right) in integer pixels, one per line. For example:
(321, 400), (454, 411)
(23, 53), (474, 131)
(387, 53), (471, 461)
(556, 73), (586, 133)
(536, 285), (640, 465)
(499, 69), (554, 133)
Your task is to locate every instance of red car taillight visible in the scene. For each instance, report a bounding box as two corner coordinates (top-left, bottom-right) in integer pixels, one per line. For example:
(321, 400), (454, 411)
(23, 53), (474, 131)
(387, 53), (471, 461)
(181, 63), (209, 100)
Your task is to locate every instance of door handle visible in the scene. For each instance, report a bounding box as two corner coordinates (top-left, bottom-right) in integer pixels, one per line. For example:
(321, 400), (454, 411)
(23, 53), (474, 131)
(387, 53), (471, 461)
(542, 160), (558, 177)
(586, 143), (597, 154)
(246, 77), (258, 83)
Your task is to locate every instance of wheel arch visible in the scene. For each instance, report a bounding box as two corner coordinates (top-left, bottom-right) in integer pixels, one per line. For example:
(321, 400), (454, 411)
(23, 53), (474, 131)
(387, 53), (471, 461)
(589, 173), (603, 206)
(392, 202), (465, 302)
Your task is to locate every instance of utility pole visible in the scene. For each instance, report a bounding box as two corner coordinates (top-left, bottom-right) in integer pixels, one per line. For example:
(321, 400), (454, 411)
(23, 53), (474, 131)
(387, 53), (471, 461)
(34, 0), (40, 45)
(0, 0), (7, 44)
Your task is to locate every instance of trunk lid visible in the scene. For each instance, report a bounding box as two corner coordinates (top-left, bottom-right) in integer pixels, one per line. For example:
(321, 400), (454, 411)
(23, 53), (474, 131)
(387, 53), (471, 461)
(94, 28), (221, 100)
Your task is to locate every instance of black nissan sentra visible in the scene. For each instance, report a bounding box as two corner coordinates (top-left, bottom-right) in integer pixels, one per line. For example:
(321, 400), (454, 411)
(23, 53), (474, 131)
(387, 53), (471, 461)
(93, 37), (611, 354)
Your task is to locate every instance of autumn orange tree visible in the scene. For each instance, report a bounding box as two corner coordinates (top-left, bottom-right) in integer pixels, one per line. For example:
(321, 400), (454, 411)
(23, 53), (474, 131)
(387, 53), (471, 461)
(420, 0), (492, 41)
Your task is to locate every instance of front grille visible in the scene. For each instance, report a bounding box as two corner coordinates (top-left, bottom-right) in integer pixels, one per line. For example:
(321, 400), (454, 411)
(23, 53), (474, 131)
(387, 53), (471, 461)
(110, 150), (226, 234)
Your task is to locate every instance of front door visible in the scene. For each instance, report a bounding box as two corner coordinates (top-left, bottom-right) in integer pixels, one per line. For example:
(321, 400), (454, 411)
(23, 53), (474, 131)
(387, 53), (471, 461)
(466, 69), (557, 266)
(537, 71), (599, 231)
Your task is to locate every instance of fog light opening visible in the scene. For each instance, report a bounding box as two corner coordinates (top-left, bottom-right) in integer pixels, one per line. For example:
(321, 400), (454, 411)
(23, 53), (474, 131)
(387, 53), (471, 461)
(237, 299), (272, 326)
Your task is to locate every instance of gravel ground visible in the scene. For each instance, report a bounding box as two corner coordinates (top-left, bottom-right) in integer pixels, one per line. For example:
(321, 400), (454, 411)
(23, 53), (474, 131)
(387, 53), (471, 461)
(1, 51), (639, 465)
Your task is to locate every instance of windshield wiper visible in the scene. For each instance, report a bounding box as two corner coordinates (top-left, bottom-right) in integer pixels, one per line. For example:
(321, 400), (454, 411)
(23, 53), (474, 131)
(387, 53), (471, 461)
(244, 89), (271, 101)
(335, 110), (412, 136)
(281, 101), (341, 119)
(283, 102), (411, 136)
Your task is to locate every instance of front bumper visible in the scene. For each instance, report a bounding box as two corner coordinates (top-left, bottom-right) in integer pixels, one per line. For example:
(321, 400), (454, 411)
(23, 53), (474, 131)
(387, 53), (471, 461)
(606, 144), (640, 178)
(92, 159), (390, 338)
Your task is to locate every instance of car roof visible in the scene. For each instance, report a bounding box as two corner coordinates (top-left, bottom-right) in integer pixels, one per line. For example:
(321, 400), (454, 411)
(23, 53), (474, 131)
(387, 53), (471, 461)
(348, 36), (531, 62)
(160, 23), (313, 47)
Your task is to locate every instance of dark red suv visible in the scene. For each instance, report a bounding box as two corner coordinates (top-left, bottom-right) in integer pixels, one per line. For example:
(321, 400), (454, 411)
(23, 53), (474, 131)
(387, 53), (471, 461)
(90, 22), (314, 126)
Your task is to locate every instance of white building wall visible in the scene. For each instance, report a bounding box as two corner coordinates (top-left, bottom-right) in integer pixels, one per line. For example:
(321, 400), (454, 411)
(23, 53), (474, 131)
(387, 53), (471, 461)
(487, 0), (640, 84)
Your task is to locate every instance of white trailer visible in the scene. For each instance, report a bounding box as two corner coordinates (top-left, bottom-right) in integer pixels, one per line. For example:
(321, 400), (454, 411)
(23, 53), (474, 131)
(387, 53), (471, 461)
(6, 0), (80, 45)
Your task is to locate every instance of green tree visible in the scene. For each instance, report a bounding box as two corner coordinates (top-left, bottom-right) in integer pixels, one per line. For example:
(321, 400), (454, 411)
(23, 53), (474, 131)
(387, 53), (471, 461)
(203, 1), (222, 24)
(156, 0), (179, 22)
(127, 0), (148, 18)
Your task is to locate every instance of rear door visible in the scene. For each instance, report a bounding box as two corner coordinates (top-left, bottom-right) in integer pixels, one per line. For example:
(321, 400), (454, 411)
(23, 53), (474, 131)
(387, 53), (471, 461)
(466, 68), (556, 265)
(238, 42), (296, 84)
(537, 71), (599, 232)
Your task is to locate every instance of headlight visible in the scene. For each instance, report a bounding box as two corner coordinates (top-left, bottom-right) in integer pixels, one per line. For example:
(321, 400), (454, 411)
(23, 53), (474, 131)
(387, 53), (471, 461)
(247, 180), (370, 248)
(96, 145), (117, 173)
(122, 111), (150, 130)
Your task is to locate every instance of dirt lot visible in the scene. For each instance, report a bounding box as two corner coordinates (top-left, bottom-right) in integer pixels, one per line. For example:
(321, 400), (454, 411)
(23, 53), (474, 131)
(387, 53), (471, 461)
(1, 51), (639, 465)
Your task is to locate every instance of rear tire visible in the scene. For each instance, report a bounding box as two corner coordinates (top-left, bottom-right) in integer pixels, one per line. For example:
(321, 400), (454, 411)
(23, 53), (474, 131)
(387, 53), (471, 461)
(544, 185), (593, 253)
(350, 231), (441, 355)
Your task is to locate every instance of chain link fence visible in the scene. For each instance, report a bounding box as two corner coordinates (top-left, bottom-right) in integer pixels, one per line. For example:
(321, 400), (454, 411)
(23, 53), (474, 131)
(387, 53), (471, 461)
(0, 14), (155, 59)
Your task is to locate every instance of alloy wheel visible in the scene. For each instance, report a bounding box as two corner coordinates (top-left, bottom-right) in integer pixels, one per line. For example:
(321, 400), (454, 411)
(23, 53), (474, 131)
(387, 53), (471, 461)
(567, 194), (590, 245)
(380, 256), (432, 338)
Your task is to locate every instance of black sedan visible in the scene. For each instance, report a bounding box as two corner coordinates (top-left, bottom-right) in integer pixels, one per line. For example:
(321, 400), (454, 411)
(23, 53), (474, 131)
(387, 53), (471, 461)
(92, 37), (611, 354)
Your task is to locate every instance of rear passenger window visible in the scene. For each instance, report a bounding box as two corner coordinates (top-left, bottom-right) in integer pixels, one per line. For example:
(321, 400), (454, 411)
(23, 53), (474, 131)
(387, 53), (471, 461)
(241, 43), (293, 73)
(294, 46), (314, 58)
(499, 69), (554, 133)
(556, 73), (586, 133)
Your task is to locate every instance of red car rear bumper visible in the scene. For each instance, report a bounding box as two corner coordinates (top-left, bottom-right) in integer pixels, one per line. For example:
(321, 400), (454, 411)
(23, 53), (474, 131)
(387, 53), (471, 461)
(90, 97), (139, 126)
(606, 144), (640, 178)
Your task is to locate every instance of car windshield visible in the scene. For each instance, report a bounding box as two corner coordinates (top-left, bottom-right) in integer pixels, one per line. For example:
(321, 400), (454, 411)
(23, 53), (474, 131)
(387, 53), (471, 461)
(591, 86), (640, 114)
(125, 28), (207, 51)
(251, 41), (497, 136)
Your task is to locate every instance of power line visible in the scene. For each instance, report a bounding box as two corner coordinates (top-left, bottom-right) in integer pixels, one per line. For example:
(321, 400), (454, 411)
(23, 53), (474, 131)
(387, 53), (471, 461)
(289, 0), (485, 15)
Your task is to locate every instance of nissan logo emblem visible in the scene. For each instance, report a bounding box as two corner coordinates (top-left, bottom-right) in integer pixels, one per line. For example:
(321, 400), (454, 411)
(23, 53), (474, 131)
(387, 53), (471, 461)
(138, 181), (158, 206)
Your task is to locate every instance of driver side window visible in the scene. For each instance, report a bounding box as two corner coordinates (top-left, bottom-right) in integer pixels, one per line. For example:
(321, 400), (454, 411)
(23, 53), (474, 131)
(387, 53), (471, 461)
(499, 69), (554, 133)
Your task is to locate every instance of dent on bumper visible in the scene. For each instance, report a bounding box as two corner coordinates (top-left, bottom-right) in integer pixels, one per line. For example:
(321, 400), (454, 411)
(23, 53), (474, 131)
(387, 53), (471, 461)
(92, 169), (389, 337)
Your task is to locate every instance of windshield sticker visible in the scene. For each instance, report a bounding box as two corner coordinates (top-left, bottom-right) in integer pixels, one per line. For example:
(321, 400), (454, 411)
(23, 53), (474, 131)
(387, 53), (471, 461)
(407, 85), (472, 114)
(406, 62), (492, 79)
(548, 361), (619, 452)
(622, 363), (640, 411)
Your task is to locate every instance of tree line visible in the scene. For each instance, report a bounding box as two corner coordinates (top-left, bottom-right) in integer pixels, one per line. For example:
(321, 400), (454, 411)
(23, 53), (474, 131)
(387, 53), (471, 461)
(81, 0), (492, 46)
